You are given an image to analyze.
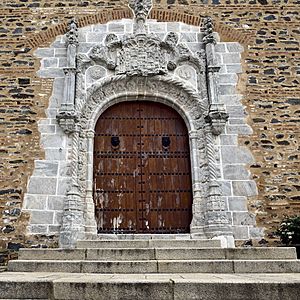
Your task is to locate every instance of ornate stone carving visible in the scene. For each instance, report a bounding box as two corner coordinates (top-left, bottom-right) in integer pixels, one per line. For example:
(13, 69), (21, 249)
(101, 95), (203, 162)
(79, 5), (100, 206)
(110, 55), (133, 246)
(129, 0), (152, 19)
(56, 110), (79, 134)
(203, 17), (216, 45)
(66, 19), (79, 46)
(205, 104), (229, 135)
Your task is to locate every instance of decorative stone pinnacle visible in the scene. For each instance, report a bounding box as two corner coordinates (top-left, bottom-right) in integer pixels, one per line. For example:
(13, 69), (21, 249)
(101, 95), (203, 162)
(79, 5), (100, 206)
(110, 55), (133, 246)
(129, 0), (152, 33)
(66, 18), (78, 46)
(203, 16), (216, 45)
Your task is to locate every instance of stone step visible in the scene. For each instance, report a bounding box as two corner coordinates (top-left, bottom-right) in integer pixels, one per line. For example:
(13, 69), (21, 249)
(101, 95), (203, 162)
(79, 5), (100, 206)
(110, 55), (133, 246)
(1, 272), (300, 300)
(17, 247), (297, 261)
(8, 259), (300, 274)
(76, 239), (221, 248)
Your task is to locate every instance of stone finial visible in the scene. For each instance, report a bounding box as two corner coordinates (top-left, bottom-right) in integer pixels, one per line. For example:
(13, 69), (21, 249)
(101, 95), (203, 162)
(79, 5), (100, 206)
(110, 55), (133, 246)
(66, 18), (78, 45)
(129, 0), (152, 33)
(203, 16), (216, 45)
(129, 0), (152, 19)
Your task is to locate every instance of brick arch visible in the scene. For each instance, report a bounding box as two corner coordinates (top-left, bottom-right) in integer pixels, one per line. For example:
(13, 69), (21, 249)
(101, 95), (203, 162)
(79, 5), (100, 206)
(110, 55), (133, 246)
(25, 6), (251, 49)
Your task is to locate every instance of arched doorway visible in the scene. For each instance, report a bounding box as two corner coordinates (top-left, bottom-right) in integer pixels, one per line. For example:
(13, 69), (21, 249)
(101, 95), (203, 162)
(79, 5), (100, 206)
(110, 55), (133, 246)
(93, 101), (193, 234)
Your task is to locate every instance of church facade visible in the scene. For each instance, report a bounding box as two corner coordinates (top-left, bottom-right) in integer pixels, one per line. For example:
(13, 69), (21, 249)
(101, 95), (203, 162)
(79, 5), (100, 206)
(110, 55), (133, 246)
(1, 0), (299, 250)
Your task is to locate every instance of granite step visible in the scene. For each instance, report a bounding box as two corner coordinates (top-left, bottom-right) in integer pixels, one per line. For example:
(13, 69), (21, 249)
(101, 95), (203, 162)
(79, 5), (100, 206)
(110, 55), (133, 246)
(1, 272), (300, 300)
(17, 247), (297, 261)
(8, 259), (300, 273)
(76, 239), (221, 248)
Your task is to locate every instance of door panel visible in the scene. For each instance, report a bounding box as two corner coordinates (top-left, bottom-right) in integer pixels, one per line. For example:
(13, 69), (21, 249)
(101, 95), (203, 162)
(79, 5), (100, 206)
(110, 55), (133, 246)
(94, 101), (192, 233)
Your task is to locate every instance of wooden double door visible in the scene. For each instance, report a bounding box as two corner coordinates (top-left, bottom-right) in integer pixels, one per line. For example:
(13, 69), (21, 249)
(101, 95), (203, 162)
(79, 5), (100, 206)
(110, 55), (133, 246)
(93, 101), (192, 233)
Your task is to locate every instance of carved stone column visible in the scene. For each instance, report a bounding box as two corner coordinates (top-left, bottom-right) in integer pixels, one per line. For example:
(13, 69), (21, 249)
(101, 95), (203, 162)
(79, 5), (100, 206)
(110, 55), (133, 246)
(84, 129), (97, 236)
(189, 130), (206, 237)
(59, 126), (85, 248)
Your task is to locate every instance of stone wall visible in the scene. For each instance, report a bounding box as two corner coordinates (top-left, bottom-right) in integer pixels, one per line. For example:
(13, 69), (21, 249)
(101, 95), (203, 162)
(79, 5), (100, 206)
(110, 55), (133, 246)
(1, 0), (299, 251)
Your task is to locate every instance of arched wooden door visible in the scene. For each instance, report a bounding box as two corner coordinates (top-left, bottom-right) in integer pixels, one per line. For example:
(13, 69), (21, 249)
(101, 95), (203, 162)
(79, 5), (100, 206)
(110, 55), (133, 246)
(93, 101), (192, 233)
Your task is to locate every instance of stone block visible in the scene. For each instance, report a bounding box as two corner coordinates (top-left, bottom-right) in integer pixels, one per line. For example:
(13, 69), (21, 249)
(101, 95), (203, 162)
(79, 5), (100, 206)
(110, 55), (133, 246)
(180, 32), (197, 42)
(219, 84), (237, 95)
(226, 42), (244, 53)
(19, 249), (86, 260)
(220, 181), (232, 196)
(59, 161), (71, 176)
(8, 260), (81, 273)
(86, 248), (155, 261)
(34, 48), (55, 58)
(42, 58), (58, 68)
(222, 53), (241, 64)
(226, 64), (243, 74)
(49, 225), (61, 233)
(158, 260), (234, 273)
(155, 248), (225, 260)
(229, 118), (245, 125)
(228, 197), (248, 211)
(108, 23), (125, 33)
(180, 23), (192, 32)
(54, 48), (67, 57)
(29, 210), (54, 224)
(57, 177), (71, 195)
(38, 124), (56, 134)
(226, 105), (246, 118)
(233, 212), (256, 226)
(28, 177), (57, 195)
(24, 194), (47, 210)
(41, 134), (65, 148)
(219, 74), (238, 84)
(221, 146), (254, 164)
(54, 211), (63, 225)
(232, 226), (249, 239)
(48, 196), (64, 210)
(82, 261), (157, 273)
(223, 165), (250, 180)
(221, 94), (243, 106)
(33, 161), (58, 177)
(215, 43), (226, 52)
(232, 181), (257, 196)
(53, 280), (173, 300)
(167, 22), (180, 32)
(220, 134), (238, 145)
(45, 149), (68, 161)
(226, 124), (253, 135)
(93, 24), (108, 33)
(58, 57), (67, 67)
(148, 23), (166, 32)
(37, 68), (65, 78)
(249, 227), (265, 239)
(78, 42), (97, 53)
(51, 40), (65, 49)
(29, 225), (48, 234)
(233, 260), (300, 273)
(86, 32), (106, 43)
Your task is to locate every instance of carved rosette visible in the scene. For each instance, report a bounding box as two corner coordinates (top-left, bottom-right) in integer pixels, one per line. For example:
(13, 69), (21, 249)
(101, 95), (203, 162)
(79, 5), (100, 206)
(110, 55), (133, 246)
(203, 17), (216, 45)
(66, 19), (79, 46)
(205, 104), (229, 135)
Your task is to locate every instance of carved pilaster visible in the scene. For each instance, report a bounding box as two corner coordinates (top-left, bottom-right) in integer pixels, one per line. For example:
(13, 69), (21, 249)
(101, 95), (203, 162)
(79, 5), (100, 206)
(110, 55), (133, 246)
(203, 125), (233, 240)
(203, 17), (228, 136)
(59, 123), (85, 248)
(57, 19), (79, 134)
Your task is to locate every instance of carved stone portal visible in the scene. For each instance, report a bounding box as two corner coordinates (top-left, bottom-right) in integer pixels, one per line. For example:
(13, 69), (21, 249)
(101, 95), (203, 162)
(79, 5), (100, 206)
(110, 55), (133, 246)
(56, 2), (234, 248)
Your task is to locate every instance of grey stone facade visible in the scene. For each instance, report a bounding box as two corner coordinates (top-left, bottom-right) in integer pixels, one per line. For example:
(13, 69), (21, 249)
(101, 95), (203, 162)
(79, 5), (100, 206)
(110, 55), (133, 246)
(24, 8), (261, 247)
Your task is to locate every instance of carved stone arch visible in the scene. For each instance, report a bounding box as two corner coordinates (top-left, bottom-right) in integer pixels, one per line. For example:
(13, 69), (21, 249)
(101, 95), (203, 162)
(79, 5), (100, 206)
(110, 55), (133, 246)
(82, 75), (208, 132)
(77, 75), (209, 237)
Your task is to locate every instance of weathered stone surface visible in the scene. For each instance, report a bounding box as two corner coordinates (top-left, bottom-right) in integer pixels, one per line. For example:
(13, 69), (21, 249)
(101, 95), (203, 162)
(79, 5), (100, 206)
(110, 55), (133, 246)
(232, 181), (257, 197)
(27, 177), (57, 195)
